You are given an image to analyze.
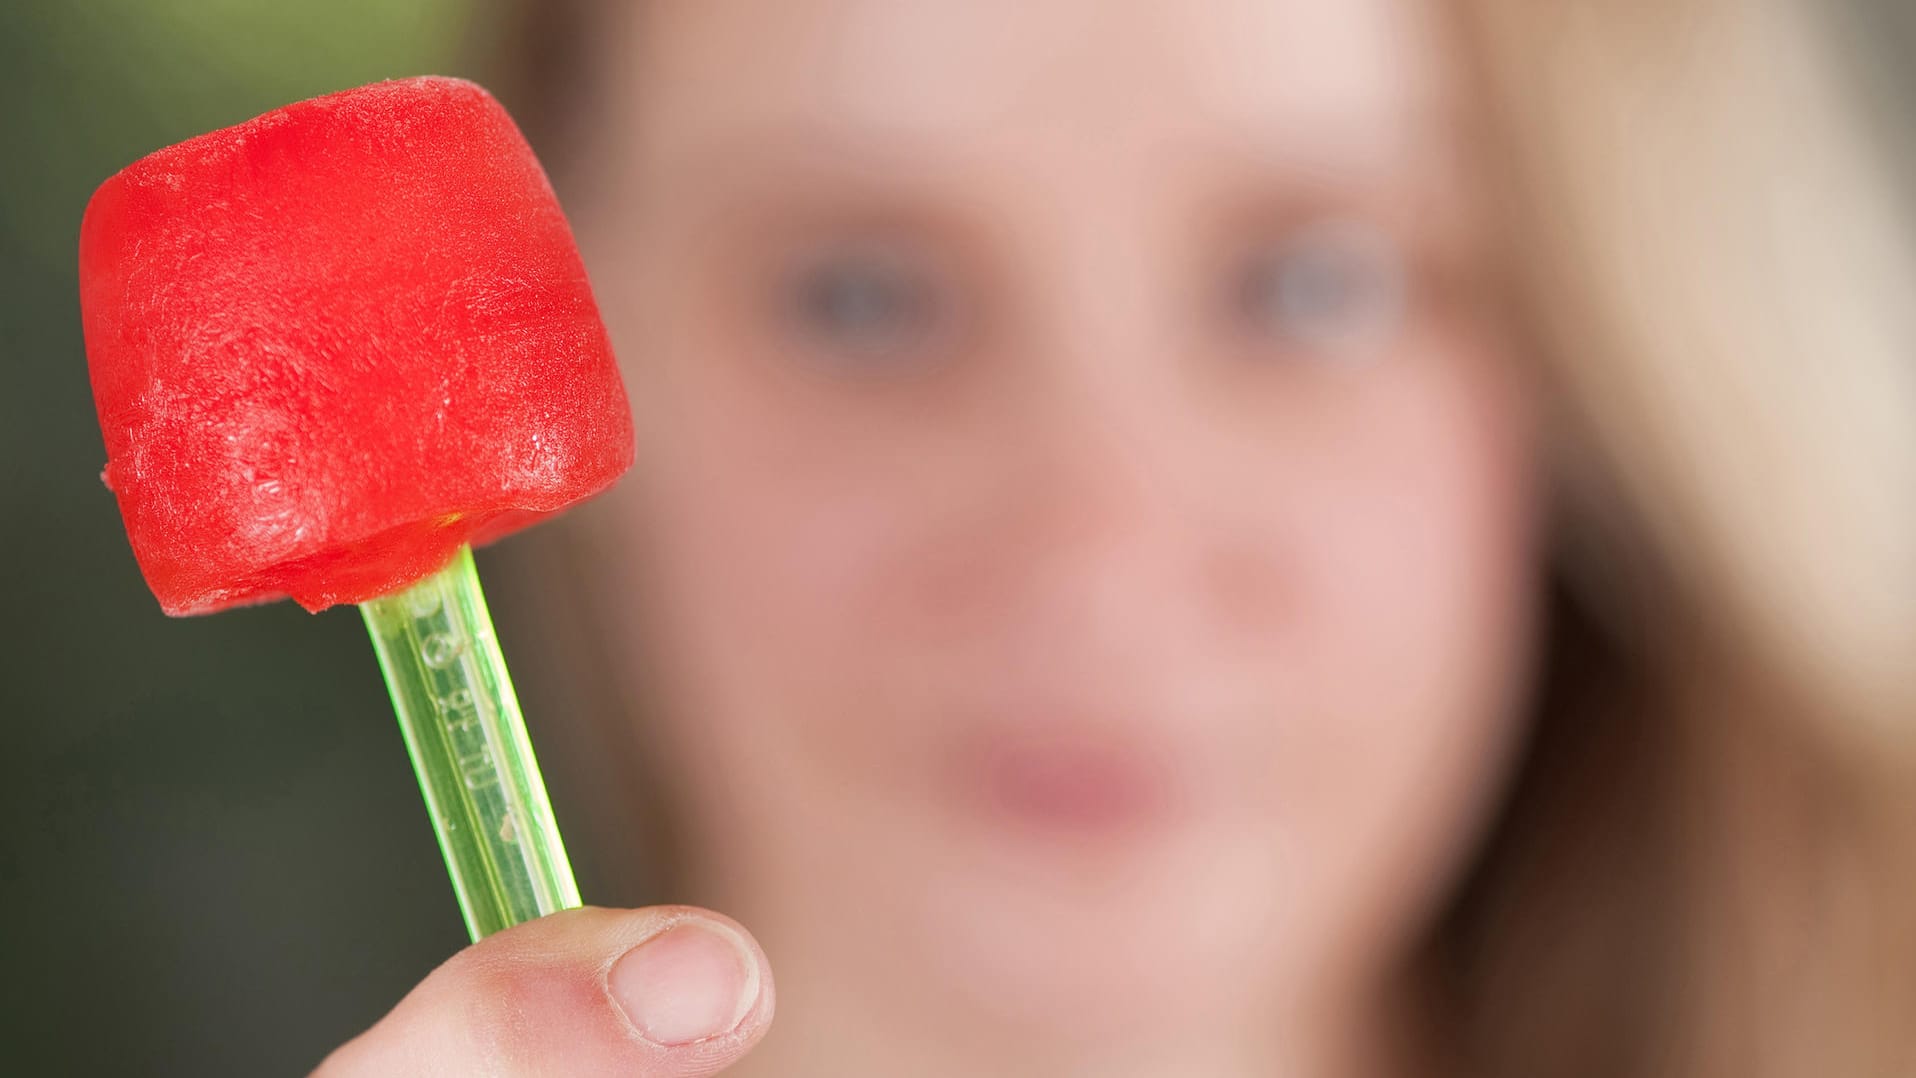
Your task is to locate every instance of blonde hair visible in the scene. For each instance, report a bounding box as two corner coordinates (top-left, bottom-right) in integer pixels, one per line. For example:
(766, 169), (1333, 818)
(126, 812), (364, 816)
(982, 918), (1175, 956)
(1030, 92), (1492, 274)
(490, 1), (1916, 1073)
(1437, 0), (1916, 1073)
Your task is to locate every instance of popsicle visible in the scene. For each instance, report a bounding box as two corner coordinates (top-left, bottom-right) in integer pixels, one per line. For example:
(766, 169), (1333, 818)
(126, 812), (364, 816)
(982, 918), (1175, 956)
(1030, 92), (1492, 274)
(78, 77), (630, 940)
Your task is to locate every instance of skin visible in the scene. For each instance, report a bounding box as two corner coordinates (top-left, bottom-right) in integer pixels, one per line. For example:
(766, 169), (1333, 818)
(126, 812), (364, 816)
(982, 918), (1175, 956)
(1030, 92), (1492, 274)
(324, 2), (1540, 1075)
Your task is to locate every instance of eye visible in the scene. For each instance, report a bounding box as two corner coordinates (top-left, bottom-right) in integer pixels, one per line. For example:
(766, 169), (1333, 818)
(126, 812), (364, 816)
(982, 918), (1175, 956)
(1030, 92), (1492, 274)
(781, 251), (948, 366)
(1233, 220), (1409, 357)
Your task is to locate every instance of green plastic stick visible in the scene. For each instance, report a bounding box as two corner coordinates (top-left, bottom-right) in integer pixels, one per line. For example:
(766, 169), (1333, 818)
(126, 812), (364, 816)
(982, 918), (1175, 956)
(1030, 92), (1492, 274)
(360, 545), (580, 941)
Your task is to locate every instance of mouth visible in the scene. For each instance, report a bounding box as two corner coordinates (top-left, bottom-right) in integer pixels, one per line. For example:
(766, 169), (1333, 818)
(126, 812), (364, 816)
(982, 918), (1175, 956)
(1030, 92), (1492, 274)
(949, 722), (1186, 839)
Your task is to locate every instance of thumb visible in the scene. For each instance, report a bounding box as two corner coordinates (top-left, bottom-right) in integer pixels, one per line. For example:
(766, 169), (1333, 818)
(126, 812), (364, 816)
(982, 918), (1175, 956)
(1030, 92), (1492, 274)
(315, 906), (774, 1078)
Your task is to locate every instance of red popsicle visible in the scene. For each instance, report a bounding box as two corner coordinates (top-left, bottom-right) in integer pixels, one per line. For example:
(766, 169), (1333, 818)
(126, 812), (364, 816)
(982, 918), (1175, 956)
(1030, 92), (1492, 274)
(79, 76), (631, 615)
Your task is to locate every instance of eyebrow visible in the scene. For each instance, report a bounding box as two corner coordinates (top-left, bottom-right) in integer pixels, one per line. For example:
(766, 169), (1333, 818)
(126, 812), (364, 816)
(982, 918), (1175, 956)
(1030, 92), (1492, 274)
(635, 107), (1464, 200)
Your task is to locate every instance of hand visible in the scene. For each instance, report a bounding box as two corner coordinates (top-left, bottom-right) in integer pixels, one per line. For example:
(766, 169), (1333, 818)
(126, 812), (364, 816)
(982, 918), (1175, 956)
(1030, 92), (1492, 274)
(315, 906), (774, 1077)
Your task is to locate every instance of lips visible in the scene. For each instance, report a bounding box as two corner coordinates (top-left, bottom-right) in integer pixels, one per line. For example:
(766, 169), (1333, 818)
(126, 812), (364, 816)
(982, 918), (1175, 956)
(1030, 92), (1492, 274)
(951, 723), (1185, 836)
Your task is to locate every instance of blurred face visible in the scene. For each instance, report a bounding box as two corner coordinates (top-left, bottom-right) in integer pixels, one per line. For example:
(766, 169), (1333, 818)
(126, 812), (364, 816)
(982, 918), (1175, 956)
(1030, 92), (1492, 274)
(582, 0), (1537, 1059)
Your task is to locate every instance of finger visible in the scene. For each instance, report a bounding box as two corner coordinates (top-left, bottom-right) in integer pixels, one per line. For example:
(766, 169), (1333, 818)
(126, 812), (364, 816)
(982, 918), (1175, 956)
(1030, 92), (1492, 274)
(315, 905), (774, 1078)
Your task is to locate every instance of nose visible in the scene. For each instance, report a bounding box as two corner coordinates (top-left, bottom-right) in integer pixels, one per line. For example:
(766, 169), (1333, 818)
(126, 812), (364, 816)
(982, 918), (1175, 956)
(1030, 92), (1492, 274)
(970, 353), (1239, 680)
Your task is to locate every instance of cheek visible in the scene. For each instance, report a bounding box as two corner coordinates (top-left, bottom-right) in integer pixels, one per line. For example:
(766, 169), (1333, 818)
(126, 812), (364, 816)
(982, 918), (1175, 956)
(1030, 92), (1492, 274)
(1265, 345), (1539, 967)
(611, 324), (950, 808)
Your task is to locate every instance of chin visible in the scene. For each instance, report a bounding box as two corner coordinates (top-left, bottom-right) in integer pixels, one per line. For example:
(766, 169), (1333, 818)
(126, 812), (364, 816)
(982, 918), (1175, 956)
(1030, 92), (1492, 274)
(903, 821), (1295, 1042)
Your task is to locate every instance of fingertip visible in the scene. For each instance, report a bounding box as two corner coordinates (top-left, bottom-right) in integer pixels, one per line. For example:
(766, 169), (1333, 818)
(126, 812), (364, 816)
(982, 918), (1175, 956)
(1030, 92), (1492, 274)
(315, 905), (775, 1078)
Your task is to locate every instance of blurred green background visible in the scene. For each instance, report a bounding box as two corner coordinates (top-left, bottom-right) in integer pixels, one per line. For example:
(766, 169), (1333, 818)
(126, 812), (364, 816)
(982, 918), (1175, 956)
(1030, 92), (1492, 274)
(1, 1), (1912, 1074)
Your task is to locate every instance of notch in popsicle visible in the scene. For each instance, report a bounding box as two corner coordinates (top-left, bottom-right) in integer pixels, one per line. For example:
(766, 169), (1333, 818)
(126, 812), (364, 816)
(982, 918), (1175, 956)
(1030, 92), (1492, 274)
(77, 77), (632, 941)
